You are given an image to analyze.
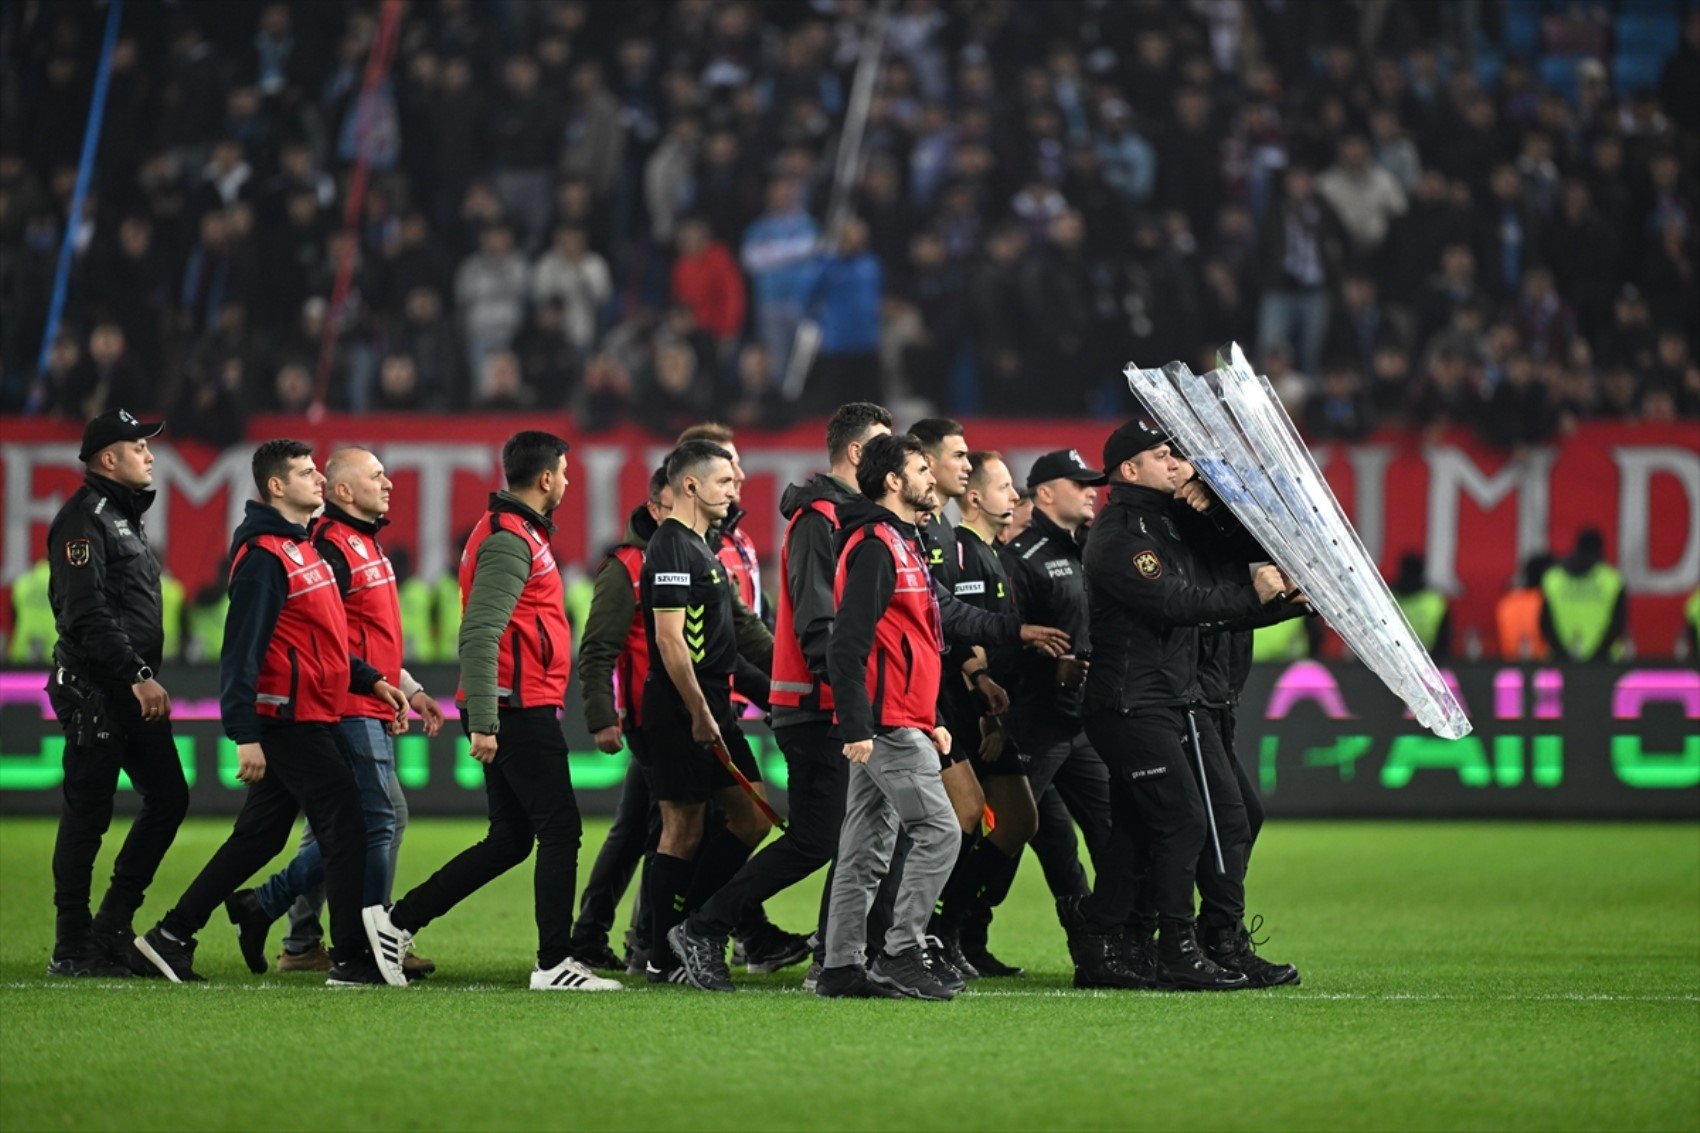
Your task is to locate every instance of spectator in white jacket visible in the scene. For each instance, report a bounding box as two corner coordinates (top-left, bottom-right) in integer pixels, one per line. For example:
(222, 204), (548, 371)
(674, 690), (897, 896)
(454, 223), (530, 380)
(1317, 134), (1409, 258)
(531, 224), (612, 353)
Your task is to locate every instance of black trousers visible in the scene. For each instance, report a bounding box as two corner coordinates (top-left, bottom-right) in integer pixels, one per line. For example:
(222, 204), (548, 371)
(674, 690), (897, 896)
(161, 719), (366, 963)
(693, 720), (847, 939)
(1081, 707), (1250, 932)
(1018, 719), (1114, 884)
(49, 677), (189, 948)
(570, 736), (656, 948)
(1214, 706), (1264, 851)
(393, 707), (582, 968)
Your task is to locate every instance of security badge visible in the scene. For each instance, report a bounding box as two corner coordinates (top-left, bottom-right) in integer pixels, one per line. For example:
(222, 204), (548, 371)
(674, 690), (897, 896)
(282, 541), (305, 566)
(348, 535), (370, 560)
(66, 538), (91, 567)
(1134, 550), (1163, 579)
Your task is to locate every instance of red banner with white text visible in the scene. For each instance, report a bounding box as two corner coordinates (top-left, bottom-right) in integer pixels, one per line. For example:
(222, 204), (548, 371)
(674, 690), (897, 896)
(2, 416), (1695, 655)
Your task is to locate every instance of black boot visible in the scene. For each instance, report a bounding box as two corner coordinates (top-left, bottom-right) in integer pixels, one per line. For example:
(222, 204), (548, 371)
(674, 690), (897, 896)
(1057, 897), (1147, 990)
(958, 915), (1024, 978)
(1114, 924), (1158, 989)
(1156, 918), (1249, 991)
(1203, 917), (1301, 987)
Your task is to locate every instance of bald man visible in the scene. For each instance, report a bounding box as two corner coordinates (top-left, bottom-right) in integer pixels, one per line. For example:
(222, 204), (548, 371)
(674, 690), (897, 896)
(223, 448), (446, 976)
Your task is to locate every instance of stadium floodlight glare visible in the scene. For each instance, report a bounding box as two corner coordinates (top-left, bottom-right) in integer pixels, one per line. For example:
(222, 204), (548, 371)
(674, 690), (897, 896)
(1125, 343), (1473, 741)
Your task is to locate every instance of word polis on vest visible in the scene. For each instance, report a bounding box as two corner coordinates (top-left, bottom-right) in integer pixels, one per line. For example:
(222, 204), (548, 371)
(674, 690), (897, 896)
(2, 416), (1696, 647)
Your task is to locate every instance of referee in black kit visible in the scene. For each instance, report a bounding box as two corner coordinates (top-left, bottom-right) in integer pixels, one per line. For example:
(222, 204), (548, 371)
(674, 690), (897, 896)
(1061, 419), (1297, 991)
(44, 409), (188, 977)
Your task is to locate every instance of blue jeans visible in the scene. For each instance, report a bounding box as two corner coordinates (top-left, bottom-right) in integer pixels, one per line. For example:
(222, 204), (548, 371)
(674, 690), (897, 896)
(255, 717), (397, 928)
(1255, 289), (1331, 376)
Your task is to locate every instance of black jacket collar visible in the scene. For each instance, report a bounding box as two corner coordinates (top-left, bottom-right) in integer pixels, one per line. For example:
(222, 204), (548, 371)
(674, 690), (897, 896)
(230, 499), (311, 556)
(318, 502), (389, 536)
(1108, 481), (1172, 515)
(84, 472), (154, 520)
(489, 491), (556, 534)
(1028, 505), (1086, 552)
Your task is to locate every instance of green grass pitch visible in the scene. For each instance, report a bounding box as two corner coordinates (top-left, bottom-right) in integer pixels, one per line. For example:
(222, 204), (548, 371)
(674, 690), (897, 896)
(1, 817), (1696, 1132)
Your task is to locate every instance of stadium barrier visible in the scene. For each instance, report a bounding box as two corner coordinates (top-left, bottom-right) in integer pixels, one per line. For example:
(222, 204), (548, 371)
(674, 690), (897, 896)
(2, 663), (1693, 820)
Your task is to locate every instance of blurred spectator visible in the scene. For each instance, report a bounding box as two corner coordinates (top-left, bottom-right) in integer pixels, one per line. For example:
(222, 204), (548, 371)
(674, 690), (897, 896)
(472, 349), (535, 411)
(561, 62), (625, 199)
(1094, 100), (1156, 206)
(1317, 135), (1408, 260)
(726, 343), (790, 430)
(1513, 266), (1577, 363)
(1391, 551), (1452, 659)
(169, 352), (249, 447)
(1256, 166), (1347, 376)
(511, 298), (582, 404)
(62, 322), (148, 418)
(1497, 554), (1555, 661)
(1304, 358), (1374, 442)
(637, 340), (710, 435)
(454, 223), (529, 379)
(969, 222), (1043, 415)
(490, 54), (562, 254)
(272, 360), (315, 413)
(532, 224), (612, 354)
(1483, 352), (1557, 448)
(645, 116), (702, 246)
(1541, 528), (1626, 662)
(670, 216), (746, 356)
(803, 216), (881, 412)
(741, 177), (819, 384)
(371, 353), (425, 412)
(1407, 346), (1481, 434)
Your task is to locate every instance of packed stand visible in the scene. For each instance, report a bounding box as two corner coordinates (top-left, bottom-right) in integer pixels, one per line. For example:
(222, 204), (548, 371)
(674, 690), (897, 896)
(1, 0), (1696, 438)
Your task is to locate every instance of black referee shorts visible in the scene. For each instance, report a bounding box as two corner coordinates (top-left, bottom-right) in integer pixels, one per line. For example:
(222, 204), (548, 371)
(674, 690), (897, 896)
(638, 677), (762, 805)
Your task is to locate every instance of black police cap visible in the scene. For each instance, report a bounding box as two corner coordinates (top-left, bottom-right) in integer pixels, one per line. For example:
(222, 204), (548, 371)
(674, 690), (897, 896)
(1101, 418), (1170, 473)
(79, 408), (163, 462)
(1026, 448), (1108, 490)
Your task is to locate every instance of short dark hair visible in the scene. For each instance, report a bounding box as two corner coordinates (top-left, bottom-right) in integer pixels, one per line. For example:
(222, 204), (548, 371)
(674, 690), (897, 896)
(909, 417), (966, 453)
(856, 433), (924, 501)
(666, 439), (732, 490)
(826, 401), (894, 462)
(502, 431), (571, 488)
(966, 450), (1004, 489)
(252, 439), (313, 498)
(647, 463), (669, 504)
(676, 422), (734, 446)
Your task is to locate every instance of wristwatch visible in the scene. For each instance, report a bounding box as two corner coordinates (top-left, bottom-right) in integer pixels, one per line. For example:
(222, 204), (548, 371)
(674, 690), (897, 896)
(133, 665), (154, 684)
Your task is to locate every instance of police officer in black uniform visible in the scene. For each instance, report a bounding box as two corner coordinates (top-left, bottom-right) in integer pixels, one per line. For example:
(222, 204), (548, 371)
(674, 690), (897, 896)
(1169, 445), (1304, 986)
(45, 409), (189, 976)
(1061, 419), (1296, 991)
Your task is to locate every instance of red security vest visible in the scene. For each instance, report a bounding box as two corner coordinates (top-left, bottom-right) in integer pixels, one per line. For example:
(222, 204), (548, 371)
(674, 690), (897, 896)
(231, 534), (351, 724)
(457, 505), (572, 711)
(772, 498), (839, 711)
(313, 514), (403, 722)
(609, 544), (651, 730)
(832, 521), (944, 731)
(718, 526), (762, 616)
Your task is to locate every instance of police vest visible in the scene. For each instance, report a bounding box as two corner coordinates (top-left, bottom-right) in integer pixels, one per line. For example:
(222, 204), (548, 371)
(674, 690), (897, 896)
(1396, 589), (1448, 651)
(231, 535), (351, 724)
(1252, 616), (1308, 662)
(159, 574), (185, 660)
(397, 577), (436, 662)
(1542, 563), (1624, 659)
(833, 521), (944, 731)
(458, 509), (572, 710)
(607, 545), (653, 730)
(772, 499), (839, 712)
(315, 515), (404, 722)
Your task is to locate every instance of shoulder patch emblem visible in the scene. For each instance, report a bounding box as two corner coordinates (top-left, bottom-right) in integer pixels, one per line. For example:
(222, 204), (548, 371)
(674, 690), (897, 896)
(66, 538), (91, 567)
(1134, 550), (1163, 579)
(281, 541), (305, 566)
(348, 535), (370, 560)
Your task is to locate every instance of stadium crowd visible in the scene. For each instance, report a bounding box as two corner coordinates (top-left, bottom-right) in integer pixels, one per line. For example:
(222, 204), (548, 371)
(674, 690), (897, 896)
(2, 0), (1697, 437)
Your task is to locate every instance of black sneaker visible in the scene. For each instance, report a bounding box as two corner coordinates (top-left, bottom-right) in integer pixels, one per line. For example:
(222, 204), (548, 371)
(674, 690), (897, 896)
(93, 925), (157, 977)
(1204, 918), (1301, 988)
(1156, 919), (1250, 991)
(668, 923), (735, 992)
(923, 934), (970, 993)
(224, 888), (271, 974)
(814, 963), (904, 999)
(326, 955), (391, 987)
(868, 947), (956, 1001)
(47, 936), (130, 979)
(734, 922), (812, 974)
(134, 926), (206, 983)
(569, 939), (624, 972)
(958, 921), (1024, 978)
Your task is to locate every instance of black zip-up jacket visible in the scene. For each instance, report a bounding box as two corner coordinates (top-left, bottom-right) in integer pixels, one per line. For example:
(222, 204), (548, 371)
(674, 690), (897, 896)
(772, 472), (862, 728)
(1171, 497), (1313, 708)
(1082, 482), (1267, 716)
(48, 473), (164, 691)
(1004, 506), (1092, 725)
(829, 499), (1026, 742)
(220, 501), (383, 744)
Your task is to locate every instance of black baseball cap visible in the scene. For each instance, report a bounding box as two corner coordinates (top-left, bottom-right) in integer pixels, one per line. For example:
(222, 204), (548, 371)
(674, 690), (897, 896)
(1026, 448), (1108, 490)
(1101, 417), (1170, 472)
(79, 408), (163, 462)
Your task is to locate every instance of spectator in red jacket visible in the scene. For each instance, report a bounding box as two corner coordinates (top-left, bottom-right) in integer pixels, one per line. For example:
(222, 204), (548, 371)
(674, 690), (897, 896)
(670, 216), (746, 359)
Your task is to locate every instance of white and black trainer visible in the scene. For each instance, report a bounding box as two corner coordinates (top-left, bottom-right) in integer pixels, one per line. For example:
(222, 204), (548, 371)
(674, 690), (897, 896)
(361, 905), (413, 988)
(530, 956), (624, 992)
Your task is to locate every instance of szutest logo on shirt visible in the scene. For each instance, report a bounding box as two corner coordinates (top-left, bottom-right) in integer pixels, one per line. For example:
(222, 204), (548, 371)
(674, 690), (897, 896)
(653, 572), (691, 586)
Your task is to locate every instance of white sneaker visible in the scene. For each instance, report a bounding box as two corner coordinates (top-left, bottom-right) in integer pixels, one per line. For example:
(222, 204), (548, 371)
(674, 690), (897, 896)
(362, 905), (412, 988)
(531, 956), (623, 992)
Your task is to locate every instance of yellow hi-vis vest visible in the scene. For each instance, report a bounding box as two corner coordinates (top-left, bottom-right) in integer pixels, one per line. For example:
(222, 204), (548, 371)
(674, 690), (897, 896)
(1252, 616), (1309, 662)
(1541, 563), (1624, 660)
(9, 559), (56, 662)
(1395, 589), (1448, 651)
